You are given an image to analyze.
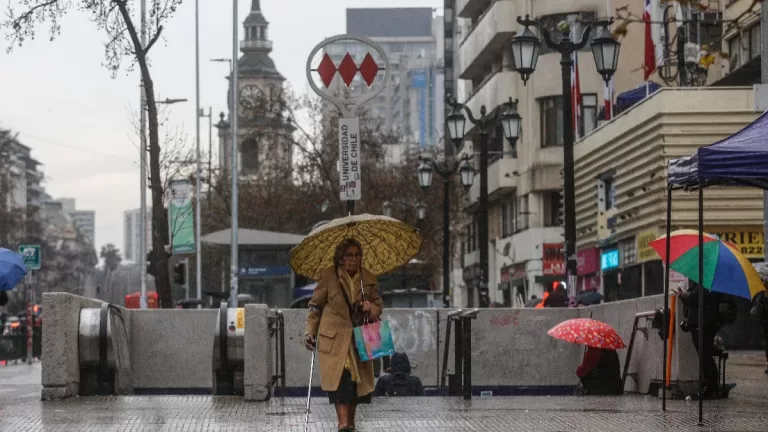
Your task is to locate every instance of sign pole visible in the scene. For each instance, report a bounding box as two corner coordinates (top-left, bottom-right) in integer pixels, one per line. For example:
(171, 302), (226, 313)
(306, 35), (390, 218)
(26, 272), (32, 365)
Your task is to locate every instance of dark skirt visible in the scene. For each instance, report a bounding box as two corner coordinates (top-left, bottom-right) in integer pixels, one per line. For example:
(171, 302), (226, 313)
(328, 369), (372, 405)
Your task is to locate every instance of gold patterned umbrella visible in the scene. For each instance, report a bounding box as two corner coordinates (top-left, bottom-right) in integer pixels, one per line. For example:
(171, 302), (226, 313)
(289, 213), (423, 280)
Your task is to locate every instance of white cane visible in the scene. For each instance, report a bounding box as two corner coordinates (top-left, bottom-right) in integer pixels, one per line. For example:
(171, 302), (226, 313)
(304, 345), (316, 432)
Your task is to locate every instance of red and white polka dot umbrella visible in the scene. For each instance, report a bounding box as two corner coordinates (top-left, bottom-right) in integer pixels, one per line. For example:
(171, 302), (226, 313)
(547, 318), (626, 349)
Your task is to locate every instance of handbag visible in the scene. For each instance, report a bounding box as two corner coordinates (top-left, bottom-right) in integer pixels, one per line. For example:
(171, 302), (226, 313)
(340, 276), (395, 361)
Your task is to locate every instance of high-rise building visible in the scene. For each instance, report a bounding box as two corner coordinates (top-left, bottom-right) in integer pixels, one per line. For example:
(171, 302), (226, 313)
(123, 208), (152, 263)
(322, 8), (444, 147)
(55, 198), (95, 246)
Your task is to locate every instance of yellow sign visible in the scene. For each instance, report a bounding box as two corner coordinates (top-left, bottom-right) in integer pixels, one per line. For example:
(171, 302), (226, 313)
(236, 308), (245, 329)
(707, 227), (765, 259)
(636, 230), (659, 262)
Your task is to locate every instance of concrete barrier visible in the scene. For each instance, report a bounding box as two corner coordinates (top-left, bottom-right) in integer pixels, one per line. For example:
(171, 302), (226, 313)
(129, 309), (217, 391)
(41, 293), (701, 399)
(244, 304), (272, 401)
(41, 293), (113, 400)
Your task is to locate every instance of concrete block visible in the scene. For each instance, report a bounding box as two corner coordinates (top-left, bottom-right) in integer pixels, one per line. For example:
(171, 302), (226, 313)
(281, 309), (319, 389)
(244, 304), (272, 401)
(41, 293), (104, 400)
(471, 308), (582, 387)
(129, 309), (217, 389)
(382, 309), (440, 387)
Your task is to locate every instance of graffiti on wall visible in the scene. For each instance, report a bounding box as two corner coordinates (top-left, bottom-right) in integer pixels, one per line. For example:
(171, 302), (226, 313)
(385, 310), (437, 354)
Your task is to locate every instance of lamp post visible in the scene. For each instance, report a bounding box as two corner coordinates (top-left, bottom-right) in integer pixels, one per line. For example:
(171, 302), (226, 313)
(417, 130), (475, 307)
(511, 16), (620, 296)
(424, 98), (521, 307)
(382, 200), (427, 221)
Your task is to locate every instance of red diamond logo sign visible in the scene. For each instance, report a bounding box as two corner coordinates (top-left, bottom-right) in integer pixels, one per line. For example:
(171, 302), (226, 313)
(316, 53), (337, 88)
(338, 53), (358, 88)
(359, 53), (379, 87)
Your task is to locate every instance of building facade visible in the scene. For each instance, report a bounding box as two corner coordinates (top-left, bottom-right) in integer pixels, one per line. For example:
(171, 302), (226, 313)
(217, 0), (293, 179)
(456, 0), (649, 307)
(123, 208), (152, 263)
(574, 87), (762, 301)
(55, 198), (96, 246)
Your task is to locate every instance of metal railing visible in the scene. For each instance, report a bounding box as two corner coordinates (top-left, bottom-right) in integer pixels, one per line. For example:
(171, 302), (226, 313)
(268, 309), (286, 398)
(439, 308), (480, 399)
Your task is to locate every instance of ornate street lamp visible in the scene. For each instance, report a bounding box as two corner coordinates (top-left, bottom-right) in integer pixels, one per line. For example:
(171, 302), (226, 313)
(459, 159), (475, 190)
(591, 22), (621, 83)
(417, 161), (434, 190)
(382, 201), (393, 218)
(510, 15), (620, 302)
(500, 98), (522, 153)
(446, 106), (467, 143)
(416, 202), (427, 221)
(510, 24), (541, 85)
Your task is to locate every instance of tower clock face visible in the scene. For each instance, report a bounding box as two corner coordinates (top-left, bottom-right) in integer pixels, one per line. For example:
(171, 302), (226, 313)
(240, 85), (262, 100)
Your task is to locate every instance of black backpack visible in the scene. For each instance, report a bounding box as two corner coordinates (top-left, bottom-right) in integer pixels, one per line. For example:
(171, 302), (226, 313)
(386, 373), (416, 397)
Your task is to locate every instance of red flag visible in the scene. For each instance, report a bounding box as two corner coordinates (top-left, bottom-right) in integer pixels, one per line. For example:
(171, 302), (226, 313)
(644, 0), (655, 80)
(604, 77), (614, 120)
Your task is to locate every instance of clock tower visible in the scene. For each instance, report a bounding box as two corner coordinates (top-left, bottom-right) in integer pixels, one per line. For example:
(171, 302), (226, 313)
(217, 0), (292, 178)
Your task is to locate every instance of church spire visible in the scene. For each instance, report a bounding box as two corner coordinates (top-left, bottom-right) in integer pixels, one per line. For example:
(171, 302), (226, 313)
(242, 0), (271, 53)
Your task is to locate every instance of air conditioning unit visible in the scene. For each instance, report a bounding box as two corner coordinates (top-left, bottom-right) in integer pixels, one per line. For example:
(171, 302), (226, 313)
(684, 42), (700, 65)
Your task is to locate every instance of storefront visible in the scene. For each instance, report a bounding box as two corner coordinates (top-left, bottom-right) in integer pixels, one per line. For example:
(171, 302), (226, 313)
(600, 246), (621, 302)
(707, 226), (764, 261)
(576, 247), (601, 292)
(537, 243), (565, 292)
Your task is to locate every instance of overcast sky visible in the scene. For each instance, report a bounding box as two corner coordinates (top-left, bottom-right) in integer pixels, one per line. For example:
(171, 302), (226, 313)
(0, 0), (441, 260)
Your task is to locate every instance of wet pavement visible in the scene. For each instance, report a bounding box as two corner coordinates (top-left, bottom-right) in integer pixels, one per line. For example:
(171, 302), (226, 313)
(1, 353), (766, 431)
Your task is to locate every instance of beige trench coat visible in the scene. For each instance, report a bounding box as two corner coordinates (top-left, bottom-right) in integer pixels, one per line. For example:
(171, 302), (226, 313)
(305, 266), (383, 396)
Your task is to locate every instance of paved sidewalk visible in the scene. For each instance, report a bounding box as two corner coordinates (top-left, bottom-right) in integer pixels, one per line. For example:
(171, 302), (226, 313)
(1, 353), (766, 431)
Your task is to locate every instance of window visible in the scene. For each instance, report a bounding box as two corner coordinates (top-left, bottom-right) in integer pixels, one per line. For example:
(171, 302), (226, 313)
(620, 238), (636, 266)
(540, 96), (564, 147)
(543, 191), (563, 227)
(516, 195), (529, 232)
(728, 36), (740, 69)
(749, 25), (760, 60)
(604, 177), (616, 209)
(597, 174), (616, 212)
(537, 12), (597, 56)
(540, 94), (598, 147)
(241, 139), (259, 173)
(581, 94), (597, 136)
(500, 198), (515, 238)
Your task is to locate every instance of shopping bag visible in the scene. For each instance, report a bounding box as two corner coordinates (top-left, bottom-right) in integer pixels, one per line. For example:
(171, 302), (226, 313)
(353, 320), (395, 361)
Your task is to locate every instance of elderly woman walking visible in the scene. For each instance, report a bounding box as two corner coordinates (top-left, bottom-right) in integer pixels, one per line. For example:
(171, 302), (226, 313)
(304, 238), (383, 432)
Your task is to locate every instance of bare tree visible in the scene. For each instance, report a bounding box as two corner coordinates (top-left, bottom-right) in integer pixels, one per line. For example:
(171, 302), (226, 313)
(4, 0), (184, 307)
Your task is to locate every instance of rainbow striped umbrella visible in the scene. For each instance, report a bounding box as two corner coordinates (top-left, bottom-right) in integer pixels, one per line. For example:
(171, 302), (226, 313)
(650, 229), (764, 300)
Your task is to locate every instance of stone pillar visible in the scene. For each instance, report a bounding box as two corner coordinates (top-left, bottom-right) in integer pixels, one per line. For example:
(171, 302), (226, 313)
(244, 304), (272, 401)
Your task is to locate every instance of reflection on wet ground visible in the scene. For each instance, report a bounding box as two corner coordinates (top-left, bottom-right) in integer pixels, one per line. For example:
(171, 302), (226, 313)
(0, 352), (766, 431)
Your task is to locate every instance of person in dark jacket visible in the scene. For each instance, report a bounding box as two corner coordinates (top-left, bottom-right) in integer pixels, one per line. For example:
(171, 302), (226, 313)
(678, 281), (735, 397)
(751, 290), (768, 374)
(544, 282), (568, 308)
(577, 346), (622, 395)
(374, 352), (424, 397)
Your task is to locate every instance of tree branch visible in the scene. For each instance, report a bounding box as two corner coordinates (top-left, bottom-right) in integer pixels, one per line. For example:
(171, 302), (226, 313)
(145, 25), (163, 53)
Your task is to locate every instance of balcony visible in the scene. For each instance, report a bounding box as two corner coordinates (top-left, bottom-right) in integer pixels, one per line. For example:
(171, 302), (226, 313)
(464, 71), (517, 133)
(456, 0), (488, 19)
(240, 40), (273, 51)
(466, 156), (518, 210)
(458, 0), (522, 80)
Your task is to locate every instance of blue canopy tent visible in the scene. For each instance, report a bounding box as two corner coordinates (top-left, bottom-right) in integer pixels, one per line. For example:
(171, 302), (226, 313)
(615, 81), (662, 115)
(663, 109), (768, 423)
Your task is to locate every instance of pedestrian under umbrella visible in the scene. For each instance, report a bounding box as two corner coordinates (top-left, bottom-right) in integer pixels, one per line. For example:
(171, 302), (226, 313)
(548, 318), (626, 395)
